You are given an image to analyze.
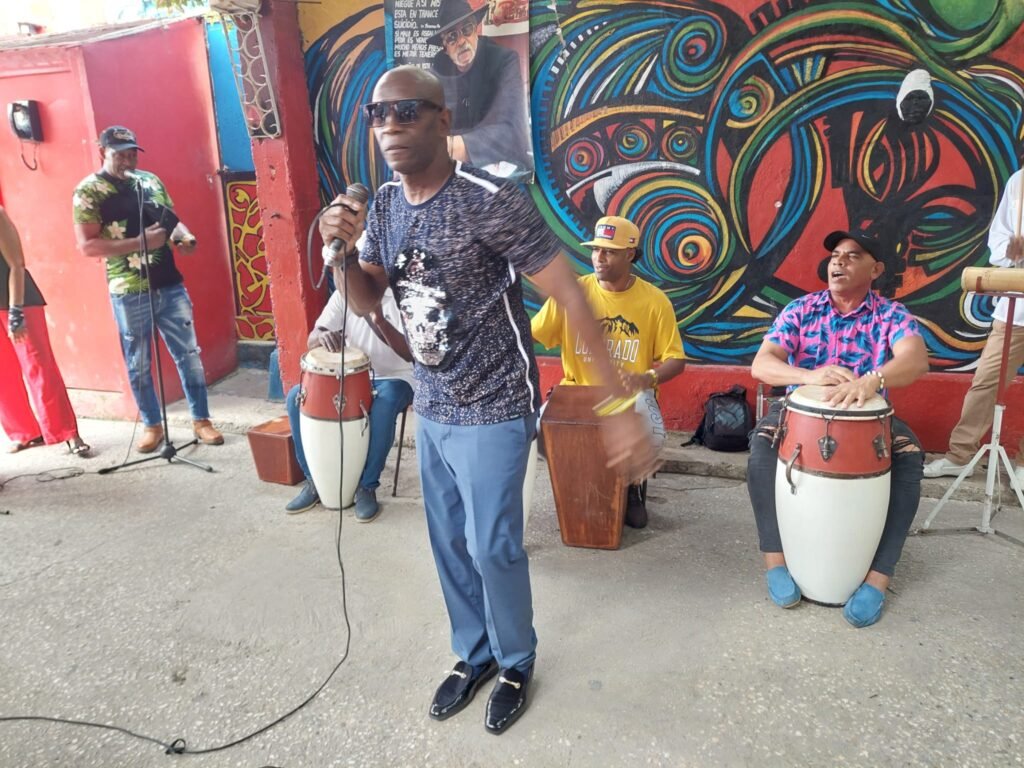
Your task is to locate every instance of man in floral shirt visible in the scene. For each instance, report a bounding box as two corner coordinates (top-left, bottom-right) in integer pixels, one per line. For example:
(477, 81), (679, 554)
(746, 228), (929, 628)
(73, 126), (222, 453)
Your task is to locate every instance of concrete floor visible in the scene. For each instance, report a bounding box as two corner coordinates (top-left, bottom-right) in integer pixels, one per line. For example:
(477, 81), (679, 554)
(1, 372), (1023, 767)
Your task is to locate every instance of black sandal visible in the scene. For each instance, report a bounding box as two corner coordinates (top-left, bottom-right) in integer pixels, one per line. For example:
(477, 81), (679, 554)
(66, 438), (91, 458)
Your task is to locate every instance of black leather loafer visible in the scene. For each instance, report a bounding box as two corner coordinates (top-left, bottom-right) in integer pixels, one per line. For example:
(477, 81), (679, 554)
(484, 664), (533, 734)
(429, 659), (498, 721)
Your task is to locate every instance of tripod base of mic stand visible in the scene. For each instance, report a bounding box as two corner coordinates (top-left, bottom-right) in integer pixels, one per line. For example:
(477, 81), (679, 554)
(98, 437), (214, 474)
(915, 404), (1024, 548)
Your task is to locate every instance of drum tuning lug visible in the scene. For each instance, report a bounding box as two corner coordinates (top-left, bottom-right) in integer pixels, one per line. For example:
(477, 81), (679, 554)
(772, 416), (787, 448)
(818, 435), (837, 462)
(333, 393), (347, 414)
(785, 443), (802, 495)
(296, 388), (307, 406)
(360, 401), (370, 435)
(873, 434), (889, 460)
(818, 415), (836, 461)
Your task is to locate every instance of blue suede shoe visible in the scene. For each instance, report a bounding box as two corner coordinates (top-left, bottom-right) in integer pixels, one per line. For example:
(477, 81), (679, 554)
(843, 583), (886, 628)
(285, 479), (319, 515)
(354, 486), (380, 522)
(765, 566), (801, 608)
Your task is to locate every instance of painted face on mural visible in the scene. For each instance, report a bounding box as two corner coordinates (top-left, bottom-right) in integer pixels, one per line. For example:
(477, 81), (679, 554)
(442, 19), (479, 73)
(103, 148), (138, 180)
(370, 69), (450, 177)
(828, 238), (884, 295)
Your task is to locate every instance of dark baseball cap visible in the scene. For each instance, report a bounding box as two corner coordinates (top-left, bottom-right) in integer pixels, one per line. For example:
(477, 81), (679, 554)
(823, 228), (882, 260)
(99, 125), (144, 152)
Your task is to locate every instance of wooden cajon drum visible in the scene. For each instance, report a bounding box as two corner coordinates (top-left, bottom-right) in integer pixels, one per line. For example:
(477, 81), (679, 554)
(541, 385), (627, 549)
(247, 415), (304, 486)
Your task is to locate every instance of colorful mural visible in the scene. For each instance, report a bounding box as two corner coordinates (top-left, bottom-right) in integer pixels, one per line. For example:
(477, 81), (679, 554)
(303, 0), (1024, 372)
(226, 176), (274, 341)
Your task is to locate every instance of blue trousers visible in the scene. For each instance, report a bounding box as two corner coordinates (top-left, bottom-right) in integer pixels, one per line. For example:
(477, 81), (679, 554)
(286, 377), (413, 490)
(109, 284), (209, 427)
(416, 413), (537, 672)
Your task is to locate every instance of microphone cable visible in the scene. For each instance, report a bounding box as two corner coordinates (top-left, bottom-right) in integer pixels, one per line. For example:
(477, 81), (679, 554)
(0, 200), (364, 761)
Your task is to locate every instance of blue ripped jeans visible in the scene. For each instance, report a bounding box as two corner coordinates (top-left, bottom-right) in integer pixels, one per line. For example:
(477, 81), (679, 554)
(109, 283), (210, 427)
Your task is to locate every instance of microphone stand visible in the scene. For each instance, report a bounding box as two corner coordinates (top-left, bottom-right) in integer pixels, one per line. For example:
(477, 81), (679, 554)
(99, 175), (213, 475)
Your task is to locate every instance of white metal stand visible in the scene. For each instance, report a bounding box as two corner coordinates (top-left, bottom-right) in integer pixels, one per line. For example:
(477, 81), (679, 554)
(918, 292), (1024, 547)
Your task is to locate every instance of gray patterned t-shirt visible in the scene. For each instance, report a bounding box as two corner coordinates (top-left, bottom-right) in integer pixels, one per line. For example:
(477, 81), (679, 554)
(360, 163), (559, 425)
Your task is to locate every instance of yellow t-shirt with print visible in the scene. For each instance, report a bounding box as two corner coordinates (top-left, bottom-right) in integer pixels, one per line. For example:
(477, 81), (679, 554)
(531, 273), (685, 386)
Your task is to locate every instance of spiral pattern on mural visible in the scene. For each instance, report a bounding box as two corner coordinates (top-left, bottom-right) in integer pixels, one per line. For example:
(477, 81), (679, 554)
(304, 0), (1024, 371)
(610, 175), (729, 292)
(726, 76), (775, 129)
(613, 123), (653, 161)
(660, 125), (699, 164)
(564, 138), (605, 179)
(659, 16), (727, 94)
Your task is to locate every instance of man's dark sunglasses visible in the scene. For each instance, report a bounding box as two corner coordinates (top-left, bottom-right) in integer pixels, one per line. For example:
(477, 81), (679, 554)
(362, 99), (443, 127)
(441, 19), (477, 46)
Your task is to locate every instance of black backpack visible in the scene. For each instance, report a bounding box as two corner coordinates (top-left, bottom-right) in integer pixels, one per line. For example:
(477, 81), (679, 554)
(685, 385), (753, 452)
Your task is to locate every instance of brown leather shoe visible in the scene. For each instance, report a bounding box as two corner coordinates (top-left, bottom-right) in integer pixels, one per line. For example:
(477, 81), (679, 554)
(136, 426), (164, 453)
(193, 419), (224, 446)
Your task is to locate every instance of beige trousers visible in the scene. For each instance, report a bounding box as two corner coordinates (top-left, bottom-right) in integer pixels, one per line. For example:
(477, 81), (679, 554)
(946, 321), (1024, 464)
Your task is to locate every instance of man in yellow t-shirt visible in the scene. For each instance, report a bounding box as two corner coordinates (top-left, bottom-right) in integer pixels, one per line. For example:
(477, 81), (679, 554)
(532, 215), (686, 528)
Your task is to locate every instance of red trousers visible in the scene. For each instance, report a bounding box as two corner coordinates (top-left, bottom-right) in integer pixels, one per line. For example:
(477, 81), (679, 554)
(0, 306), (79, 444)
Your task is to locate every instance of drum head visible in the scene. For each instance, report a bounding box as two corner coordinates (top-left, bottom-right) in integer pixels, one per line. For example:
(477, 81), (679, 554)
(300, 345), (370, 375)
(787, 384), (891, 418)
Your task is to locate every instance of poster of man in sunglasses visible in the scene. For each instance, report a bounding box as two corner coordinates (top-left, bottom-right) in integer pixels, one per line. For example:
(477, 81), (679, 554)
(385, 0), (533, 181)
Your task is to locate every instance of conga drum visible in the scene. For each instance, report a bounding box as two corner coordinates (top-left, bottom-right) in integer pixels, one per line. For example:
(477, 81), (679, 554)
(298, 347), (373, 509)
(774, 385), (892, 605)
(541, 386), (625, 548)
(541, 385), (663, 549)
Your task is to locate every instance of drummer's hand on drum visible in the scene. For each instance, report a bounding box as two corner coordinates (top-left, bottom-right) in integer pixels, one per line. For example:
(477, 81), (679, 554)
(806, 365), (857, 387)
(318, 330), (345, 353)
(601, 409), (661, 483)
(824, 375), (881, 409)
(1008, 235), (1024, 264)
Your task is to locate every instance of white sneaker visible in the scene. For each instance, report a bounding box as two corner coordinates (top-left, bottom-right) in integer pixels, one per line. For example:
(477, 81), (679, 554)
(923, 457), (975, 478)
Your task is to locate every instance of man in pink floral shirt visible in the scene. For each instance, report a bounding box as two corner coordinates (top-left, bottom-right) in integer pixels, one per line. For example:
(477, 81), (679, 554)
(746, 228), (929, 628)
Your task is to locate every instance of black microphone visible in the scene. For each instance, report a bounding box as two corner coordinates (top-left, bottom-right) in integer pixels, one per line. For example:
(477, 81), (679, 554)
(327, 182), (371, 262)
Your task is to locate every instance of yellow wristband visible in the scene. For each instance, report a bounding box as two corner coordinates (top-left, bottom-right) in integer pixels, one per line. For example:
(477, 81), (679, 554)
(593, 392), (641, 418)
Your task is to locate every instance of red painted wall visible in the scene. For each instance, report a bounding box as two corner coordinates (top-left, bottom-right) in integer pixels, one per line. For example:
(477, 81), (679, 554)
(251, 2), (326, 393)
(0, 46), (116, 393)
(0, 20), (237, 419)
(537, 358), (1024, 457)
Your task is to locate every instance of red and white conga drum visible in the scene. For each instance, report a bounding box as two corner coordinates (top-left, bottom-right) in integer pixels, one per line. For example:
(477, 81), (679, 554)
(774, 385), (892, 605)
(298, 347), (373, 509)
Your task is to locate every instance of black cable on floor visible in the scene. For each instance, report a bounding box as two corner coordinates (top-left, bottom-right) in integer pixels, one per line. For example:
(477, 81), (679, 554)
(0, 205), (357, 764)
